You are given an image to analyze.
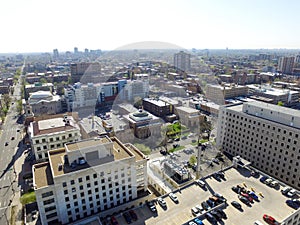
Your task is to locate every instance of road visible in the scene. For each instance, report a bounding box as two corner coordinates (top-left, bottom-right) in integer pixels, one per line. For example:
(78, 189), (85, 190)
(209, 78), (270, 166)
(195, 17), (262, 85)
(0, 70), (25, 224)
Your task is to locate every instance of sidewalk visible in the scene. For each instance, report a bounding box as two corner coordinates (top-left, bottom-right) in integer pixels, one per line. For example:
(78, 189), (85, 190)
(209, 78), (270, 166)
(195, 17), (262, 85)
(11, 144), (26, 225)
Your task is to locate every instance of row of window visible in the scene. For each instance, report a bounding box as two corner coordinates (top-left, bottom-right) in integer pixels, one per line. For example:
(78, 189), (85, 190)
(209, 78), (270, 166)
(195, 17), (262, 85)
(34, 132), (78, 144)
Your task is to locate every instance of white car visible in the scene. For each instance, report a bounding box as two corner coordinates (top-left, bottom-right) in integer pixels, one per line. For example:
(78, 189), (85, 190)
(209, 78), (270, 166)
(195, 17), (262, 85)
(169, 192), (179, 203)
(191, 207), (200, 216)
(157, 197), (167, 208)
(196, 179), (206, 188)
(287, 189), (297, 197)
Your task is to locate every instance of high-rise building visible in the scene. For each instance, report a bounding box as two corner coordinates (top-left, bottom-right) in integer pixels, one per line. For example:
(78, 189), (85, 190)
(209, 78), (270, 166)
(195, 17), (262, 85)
(278, 56), (295, 74)
(53, 49), (59, 59)
(174, 51), (191, 71)
(217, 101), (300, 189)
(33, 136), (148, 225)
(74, 47), (79, 54)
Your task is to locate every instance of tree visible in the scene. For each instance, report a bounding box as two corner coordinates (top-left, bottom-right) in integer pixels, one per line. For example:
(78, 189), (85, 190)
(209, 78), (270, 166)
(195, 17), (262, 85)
(277, 101), (284, 106)
(16, 100), (23, 115)
(2, 94), (11, 109)
(189, 155), (197, 166)
(40, 78), (47, 84)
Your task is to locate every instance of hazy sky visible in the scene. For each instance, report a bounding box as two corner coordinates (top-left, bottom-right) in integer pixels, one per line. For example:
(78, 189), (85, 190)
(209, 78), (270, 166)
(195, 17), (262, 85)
(1, 0), (300, 53)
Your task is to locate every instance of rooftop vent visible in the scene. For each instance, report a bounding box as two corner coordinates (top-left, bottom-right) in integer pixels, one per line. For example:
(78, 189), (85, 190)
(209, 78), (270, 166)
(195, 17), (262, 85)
(58, 163), (63, 171)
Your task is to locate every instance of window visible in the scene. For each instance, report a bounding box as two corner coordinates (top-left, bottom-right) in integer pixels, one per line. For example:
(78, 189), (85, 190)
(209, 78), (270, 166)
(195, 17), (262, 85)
(62, 182), (67, 187)
(78, 178), (82, 183)
(86, 175), (90, 181)
(46, 212), (57, 219)
(43, 198), (55, 205)
(42, 191), (53, 198)
(71, 180), (75, 185)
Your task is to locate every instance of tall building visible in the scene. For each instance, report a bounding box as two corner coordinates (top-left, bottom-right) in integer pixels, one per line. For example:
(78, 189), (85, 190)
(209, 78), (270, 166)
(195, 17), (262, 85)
(217, 101), (300, 189)
(278, 56), (295, 74)
(53, 49), (59, 59)
(74, 47), (78, 54)
(174, 51), (191, 71)
(33, 136), (148, 225)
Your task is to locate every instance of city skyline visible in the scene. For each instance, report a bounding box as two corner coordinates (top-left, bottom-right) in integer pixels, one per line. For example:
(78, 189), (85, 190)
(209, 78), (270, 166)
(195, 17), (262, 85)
(1, 0), (300, 53)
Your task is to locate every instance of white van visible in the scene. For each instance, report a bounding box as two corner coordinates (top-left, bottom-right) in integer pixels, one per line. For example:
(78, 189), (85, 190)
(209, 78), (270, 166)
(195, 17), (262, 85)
(254, 221), (264, 225)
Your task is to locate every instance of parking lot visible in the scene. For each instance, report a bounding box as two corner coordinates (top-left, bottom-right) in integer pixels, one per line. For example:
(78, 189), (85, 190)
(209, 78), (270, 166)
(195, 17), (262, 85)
(108, 167), (297, 225)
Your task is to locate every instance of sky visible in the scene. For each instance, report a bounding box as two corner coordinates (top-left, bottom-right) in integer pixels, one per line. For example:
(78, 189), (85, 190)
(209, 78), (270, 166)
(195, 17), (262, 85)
(1, 0), (300, 53)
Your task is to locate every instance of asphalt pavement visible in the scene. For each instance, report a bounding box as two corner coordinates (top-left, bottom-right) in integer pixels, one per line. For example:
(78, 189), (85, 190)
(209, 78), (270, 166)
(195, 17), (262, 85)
(0, 78), (25, 225)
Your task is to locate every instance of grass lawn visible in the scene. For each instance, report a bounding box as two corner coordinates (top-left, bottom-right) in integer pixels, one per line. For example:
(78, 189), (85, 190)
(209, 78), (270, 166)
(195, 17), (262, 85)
(20, 190), (36, 205)
(191, 139), (209, 146)
(169, 146), (185, 153)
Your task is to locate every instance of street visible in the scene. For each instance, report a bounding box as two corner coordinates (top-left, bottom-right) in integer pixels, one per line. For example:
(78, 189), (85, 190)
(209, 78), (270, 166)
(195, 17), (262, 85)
(0, 73), (25, 224)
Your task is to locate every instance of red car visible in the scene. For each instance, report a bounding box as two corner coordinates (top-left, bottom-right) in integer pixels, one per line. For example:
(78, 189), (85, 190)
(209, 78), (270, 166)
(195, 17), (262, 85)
(111, 216), (119, 225)
(241, 193), (253, 202)
(263, 214), (277, 225)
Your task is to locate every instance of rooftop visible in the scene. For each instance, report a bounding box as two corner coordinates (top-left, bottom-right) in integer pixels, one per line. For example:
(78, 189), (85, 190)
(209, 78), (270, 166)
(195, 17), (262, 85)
(176, 106), (199, 114)
(33, 162), (54, 189)
(66, 136), (111, 151)
(143, 98), (170, 107)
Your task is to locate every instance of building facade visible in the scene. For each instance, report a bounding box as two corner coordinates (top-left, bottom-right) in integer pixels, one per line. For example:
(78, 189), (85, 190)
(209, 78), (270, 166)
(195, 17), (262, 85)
(206, 84), (248, 105)
(142, 98), (173, 119)
(278, 56), (295, 74)
(174, 51), (191, 71)
(33, 136), (148, 225)
(28, 115), (81, 161)
(217, 101), (300, 189)
(26, 91), (62, 117)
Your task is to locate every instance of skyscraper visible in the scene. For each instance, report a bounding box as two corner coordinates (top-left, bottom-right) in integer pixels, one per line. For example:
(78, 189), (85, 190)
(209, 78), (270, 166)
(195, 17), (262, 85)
(174, 51), (191, 71)
(278, 56), (295, 74)
(74, 47), (79, 54)
(53, 49), (59, 59)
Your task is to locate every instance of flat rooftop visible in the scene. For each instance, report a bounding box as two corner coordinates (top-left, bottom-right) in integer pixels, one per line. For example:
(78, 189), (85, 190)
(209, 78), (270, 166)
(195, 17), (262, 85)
(143, 98), (170, 107)
(48, 137), (133, 177)
(66, 136), (111, 151)
(176, 106), (199, 114)
(33, 162), (54, 189)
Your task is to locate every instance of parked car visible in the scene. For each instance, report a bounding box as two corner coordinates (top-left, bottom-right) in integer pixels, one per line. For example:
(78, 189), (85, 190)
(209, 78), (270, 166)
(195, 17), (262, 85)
(111, 216), (119, 225)
(270, 180), (279, 188)
(281, 187), (292, 195)
(196, 179), (206, 188)
(240, 193), (253, 202)
(129, 210), (138, 221)
(212, 173), (221, 181)
(248, 191), (259, 201)
(217, 172), (225, 180)
(259, 176), (268, 183)
(195, 205), (204, 214)
(210, 210), (222, 220)
(206, 199), (215, 208)
(146, 200), (157, 213)
(263, 214), (277, 225)
(216, 209), (227, 219)
(169, 192), (179, 203)
(238, 195), (250, 205)
(287, 189), (297, 198)
(191, 207), (200, 216)
(212, 158), (219, 164)
(213, 192), (226, 202)
(205, 212), (217, 223)
(201, 201), (211, 211)
(193, 218), (204, 225)
(189, 221), (197, 225)
(157, 197), (167, 208)
(123, 212), (132, 224)
(264, 178), (273, 185)
(231, 201), (242, 209)
(232, 186), (240, 194)
(286, 199), (300, 209)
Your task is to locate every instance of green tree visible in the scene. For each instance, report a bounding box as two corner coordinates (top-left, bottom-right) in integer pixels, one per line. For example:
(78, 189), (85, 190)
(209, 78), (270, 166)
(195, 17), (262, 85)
(2, 94), (11, 109)
(16, 100), (23, 115)
(189, 155), (197, 166)
(277, 101), (284, 106)
(134, 143), (151, 155)
(40, 78), (47, 84)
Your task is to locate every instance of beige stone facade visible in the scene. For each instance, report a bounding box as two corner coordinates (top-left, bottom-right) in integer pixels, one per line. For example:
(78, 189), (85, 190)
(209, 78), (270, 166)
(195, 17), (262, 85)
(217, 101), (300, 189)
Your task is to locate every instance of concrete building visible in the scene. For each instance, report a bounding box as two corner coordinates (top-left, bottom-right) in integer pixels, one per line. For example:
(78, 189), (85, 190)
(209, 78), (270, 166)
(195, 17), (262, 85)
(142, 98), (173, 119)
(278, 56), (295, 74)
(26, 91), (62, 117)
(175, 106), (204, 129)
(174, 51), (191, 71)
(32, 136), (148, 225)
(70, 62), (101, 83)
(28, 115), (81, 161)
(124, 109), (162, 139)
(217, 101), (300, 189)
(206, 84), (248, 105)
(25, 82), (54, 100)
(248, 85), (299, 106)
